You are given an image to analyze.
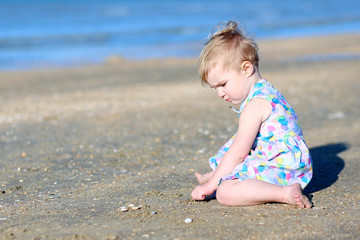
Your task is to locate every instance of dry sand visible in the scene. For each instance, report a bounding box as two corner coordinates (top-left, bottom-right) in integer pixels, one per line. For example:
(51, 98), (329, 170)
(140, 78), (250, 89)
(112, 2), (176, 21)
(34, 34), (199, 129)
(0, 33), (360, 239)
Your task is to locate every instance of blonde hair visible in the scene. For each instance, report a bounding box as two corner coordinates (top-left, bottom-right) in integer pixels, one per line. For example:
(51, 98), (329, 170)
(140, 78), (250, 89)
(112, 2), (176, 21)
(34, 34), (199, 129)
(198, 21), (259, 85)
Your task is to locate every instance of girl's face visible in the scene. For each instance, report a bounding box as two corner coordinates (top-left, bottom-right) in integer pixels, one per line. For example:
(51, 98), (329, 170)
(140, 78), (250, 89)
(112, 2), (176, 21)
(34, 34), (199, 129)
(207, 62), (252, 105)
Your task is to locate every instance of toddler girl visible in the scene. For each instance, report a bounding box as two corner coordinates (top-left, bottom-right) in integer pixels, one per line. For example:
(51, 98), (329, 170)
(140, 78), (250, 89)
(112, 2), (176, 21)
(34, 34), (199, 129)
(191, 21), (313, 208)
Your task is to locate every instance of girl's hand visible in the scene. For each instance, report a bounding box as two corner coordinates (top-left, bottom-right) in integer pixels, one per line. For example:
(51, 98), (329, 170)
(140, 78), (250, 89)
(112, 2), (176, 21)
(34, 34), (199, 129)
(191, 183), (215, 200)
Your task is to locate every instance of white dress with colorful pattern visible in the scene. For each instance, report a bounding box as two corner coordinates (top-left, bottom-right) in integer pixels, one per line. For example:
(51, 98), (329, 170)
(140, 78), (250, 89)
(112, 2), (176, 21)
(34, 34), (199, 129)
(209, 79), (313, 189)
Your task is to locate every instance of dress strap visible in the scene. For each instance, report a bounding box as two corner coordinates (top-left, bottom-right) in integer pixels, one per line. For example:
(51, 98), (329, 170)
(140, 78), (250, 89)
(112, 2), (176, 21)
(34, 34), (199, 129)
(229, 106), (240, 114)
(239, 79), (268, 113)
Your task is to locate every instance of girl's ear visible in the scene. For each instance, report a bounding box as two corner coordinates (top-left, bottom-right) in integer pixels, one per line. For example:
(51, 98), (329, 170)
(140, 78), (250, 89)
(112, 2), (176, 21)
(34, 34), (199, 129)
(241, 61), (254, 77)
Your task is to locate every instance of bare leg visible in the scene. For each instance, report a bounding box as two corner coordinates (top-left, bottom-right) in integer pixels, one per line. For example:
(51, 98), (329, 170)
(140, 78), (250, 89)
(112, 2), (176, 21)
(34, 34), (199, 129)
(195, 171), (215, 184)
(216, 179), (312, 208)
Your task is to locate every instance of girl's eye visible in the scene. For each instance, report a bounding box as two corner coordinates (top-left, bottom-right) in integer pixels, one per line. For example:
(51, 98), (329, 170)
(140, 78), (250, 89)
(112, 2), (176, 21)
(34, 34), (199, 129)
(214, 82), (226, 89)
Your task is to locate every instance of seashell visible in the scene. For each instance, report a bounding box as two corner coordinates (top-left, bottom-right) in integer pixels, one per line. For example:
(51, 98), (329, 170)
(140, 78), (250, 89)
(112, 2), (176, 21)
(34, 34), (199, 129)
(118, 206), (129, 212)
(184, 218), (192, 223)
(132, 205), (142, 210)
(128, 204), (135, 208)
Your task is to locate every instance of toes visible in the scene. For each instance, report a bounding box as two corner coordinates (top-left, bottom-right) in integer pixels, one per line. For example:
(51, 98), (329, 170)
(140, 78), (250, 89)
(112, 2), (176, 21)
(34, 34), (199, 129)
(292, 193), (312, 208)
(299, 194), (311, 208)
(303, 197), (312, 209)
(293, 195), (304, 208)
(195, 172), (201, 180)
(195, 172), (204, 184)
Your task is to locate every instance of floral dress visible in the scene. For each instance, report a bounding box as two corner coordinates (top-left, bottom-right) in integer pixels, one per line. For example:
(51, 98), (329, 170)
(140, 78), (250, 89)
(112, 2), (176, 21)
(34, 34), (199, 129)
(209, 79), (313, 189)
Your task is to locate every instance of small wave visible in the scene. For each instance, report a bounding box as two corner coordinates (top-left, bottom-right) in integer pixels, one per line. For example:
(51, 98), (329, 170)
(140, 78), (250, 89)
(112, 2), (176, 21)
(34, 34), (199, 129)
(0, 25), (206, 50)
(102, 6), (130, 17)
(0, 33), (112, 49)
(284, 53), (360, 63)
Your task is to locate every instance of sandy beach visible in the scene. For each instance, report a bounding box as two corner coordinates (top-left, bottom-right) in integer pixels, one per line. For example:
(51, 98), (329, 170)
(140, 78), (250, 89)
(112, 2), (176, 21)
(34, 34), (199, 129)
(1, 33), (360, 239)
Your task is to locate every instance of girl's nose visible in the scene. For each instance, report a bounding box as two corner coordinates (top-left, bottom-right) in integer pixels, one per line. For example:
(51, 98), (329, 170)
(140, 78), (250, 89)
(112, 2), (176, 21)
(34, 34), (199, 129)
(217, 88), (225, 98)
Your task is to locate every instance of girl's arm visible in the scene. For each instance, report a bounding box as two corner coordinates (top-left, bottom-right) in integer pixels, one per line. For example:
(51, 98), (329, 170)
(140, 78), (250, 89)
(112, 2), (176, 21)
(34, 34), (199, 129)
(191, 98), (271, 200)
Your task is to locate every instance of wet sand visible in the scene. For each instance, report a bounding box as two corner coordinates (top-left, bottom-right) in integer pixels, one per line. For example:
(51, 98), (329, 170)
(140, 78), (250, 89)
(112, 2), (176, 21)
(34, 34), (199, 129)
(1, 33), (360, 239)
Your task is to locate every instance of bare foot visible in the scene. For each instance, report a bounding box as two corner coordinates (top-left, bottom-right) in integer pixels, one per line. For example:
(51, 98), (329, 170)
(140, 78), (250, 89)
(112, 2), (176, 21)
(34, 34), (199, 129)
(284, 183), (312, 208)
(195, 171), (215, 184)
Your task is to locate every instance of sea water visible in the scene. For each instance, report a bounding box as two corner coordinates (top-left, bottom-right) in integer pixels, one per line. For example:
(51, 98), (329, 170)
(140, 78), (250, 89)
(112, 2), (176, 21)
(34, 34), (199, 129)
(0, 0), (359, 70)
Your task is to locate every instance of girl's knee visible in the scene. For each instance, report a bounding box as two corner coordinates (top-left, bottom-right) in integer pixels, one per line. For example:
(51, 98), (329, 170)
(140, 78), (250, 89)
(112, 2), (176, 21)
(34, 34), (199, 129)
(216, 181), (236, 206)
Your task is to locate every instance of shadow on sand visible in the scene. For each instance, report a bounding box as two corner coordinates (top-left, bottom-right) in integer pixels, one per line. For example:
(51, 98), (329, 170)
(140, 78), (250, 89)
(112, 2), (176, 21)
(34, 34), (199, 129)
(304, 142), (348, 195)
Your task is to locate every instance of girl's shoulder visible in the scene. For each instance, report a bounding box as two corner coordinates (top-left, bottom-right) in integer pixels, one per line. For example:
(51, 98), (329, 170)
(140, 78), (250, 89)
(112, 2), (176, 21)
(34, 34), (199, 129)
(252, 79), (278, 100)
(240, 79), (278, 112)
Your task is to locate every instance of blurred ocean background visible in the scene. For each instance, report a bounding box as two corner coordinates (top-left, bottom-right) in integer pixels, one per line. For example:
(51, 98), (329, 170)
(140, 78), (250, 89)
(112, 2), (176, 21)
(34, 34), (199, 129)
(1, 0), (360, 70)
